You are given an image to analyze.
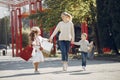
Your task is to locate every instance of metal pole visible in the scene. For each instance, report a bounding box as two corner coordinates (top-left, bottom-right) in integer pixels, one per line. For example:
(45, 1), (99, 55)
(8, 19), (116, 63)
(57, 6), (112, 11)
(29, 2), (33, 28)
(18, 8), (22, 53)
(39, 0), (42, 12)
(15, 9), (19, 56)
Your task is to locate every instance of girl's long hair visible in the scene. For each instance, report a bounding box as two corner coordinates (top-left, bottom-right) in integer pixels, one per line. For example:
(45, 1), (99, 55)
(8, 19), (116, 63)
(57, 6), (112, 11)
(29, 31), (37, 41)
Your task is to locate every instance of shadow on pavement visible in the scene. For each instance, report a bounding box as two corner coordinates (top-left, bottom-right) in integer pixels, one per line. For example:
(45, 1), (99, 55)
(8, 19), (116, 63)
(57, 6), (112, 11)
(69, 72), (92, 75)
(0, 70), (89, 78)
(0, 57), (116, 71)
(0, 73), (40, 78)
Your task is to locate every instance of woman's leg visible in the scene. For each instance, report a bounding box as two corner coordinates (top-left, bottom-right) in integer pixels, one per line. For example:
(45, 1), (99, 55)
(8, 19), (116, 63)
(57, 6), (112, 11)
(59, 41), (70, 61)
(59, 41), (66, 61)
(59, 41), (66, 71)
(65, 41), (70, 61)
(59, 41), (70, 71)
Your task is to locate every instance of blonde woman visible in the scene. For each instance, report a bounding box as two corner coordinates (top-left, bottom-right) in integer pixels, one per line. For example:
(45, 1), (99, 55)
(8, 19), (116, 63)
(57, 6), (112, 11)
(29, 26), (47, 73)
(49, 12), (75, 71)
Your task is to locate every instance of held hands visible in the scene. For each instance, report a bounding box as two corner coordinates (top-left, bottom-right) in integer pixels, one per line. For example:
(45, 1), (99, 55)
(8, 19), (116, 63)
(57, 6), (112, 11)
(71, 41), (74, 44)
(48, 37), (53, 43)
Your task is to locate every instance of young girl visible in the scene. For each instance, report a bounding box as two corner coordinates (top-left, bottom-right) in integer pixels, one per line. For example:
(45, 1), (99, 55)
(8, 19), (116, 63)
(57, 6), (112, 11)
(73, 33), (89, 71)
(29, 26), (47, 73)
(49, 12), (74, 71)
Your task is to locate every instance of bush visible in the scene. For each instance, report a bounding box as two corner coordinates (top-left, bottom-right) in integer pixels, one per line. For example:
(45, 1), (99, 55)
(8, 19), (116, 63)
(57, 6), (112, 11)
(22, 29), (30, 48)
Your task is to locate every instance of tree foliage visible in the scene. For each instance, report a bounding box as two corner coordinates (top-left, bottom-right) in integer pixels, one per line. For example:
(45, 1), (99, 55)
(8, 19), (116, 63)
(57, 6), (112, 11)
(96, 0), (120, 54)
(0, 17), (9, 45)
(29, 0), (96, 30)
(22, 29), (30, 48)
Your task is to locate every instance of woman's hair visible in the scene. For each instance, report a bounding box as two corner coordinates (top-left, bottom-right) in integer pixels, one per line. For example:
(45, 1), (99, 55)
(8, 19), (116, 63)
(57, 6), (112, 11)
(61, 12), (72, 21)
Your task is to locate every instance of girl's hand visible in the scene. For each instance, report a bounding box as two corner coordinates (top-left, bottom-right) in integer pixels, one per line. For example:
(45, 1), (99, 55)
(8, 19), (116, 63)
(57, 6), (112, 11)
(48, 38), (53, 43)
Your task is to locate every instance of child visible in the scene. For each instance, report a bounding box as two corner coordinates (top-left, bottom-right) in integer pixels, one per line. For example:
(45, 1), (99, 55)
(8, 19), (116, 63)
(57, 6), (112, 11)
(73, 33), (89, 71)
(29, 26), (47, 73)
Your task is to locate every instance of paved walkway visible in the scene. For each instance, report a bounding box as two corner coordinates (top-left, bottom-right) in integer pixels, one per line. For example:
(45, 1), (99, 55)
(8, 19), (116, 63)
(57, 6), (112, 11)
(0, 56), (120, 80)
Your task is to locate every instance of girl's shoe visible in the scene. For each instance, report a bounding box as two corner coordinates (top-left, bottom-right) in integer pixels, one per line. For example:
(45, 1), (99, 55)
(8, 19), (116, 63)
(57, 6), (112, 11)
(34, 70), (40, 74)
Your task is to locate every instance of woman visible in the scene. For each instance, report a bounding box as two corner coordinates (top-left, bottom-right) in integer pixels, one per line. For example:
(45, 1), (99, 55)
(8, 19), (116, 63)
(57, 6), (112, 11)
(49, 12), (75, 71)
(29, 26), (46, 73)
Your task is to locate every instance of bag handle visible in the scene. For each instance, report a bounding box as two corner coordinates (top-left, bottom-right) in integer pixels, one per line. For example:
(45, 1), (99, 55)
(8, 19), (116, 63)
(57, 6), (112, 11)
(35, 37), (43, 50)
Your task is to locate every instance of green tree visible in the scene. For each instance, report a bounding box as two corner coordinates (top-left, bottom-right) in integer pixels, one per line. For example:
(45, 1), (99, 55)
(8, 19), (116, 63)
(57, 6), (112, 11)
(28, 0), (101, 54)
(0, 16), (10, 45)
(29, 0), (96, 30)
(96, 0), (120, 55)
(22, 29), (30, 48)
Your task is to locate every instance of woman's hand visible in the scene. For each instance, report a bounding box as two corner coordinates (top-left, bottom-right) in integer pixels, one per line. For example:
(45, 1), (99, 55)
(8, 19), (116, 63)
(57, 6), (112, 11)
(71, 41), (74, 44)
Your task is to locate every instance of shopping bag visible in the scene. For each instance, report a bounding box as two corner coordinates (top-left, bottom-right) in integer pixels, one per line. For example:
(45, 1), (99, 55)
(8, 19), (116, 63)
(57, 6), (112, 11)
(19, 45), (33, 61)
(41, 41), (53, 54)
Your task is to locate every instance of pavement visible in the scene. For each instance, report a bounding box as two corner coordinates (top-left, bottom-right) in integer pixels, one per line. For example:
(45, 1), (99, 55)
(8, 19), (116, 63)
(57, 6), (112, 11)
(0, 51), (120, 80)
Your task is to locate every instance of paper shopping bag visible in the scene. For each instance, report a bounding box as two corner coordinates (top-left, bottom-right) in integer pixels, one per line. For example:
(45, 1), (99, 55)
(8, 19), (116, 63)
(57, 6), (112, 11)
(19, 45), (33, 61)
(41, 41), (53, 54)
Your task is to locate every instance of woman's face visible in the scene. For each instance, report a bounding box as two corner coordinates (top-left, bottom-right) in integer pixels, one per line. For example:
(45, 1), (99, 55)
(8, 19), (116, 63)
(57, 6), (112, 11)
(61, 14), (69, 22)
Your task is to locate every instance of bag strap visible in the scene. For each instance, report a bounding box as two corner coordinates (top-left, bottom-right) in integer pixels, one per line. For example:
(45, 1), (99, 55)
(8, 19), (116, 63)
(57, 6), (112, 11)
(35, 36), (42, 48)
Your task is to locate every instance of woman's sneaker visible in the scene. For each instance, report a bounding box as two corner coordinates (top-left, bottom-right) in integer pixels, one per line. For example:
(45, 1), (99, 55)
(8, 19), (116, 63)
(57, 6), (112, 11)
(63, 63), (68, 71)
(82, 66), (86, 71)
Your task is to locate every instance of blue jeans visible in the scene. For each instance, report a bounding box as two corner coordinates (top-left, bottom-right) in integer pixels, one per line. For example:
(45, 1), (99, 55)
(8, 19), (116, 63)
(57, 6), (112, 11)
(59, 41), (70, 61)
(81, 52), (88, 67)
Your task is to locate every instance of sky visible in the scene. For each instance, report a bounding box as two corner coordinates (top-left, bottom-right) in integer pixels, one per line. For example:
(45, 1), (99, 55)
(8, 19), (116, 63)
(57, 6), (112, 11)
(0, 0), (44, 19)
(0, 5), (30, 19)
(0, 7), (9, 18)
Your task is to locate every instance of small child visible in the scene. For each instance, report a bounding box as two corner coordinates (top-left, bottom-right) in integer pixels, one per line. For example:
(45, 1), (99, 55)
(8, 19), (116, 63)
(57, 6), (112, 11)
(29, 26), (47, 74)
(73, 33), (89, 71)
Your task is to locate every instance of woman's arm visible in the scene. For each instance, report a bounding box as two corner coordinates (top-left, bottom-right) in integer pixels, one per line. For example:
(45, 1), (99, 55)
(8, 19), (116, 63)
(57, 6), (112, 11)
(71, 22), (75, 42)
(50, 22), (60, 40)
